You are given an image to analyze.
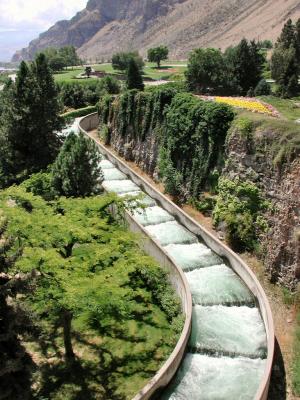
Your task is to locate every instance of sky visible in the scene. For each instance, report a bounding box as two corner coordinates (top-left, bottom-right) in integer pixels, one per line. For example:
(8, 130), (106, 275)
(0, 0), (87, 62)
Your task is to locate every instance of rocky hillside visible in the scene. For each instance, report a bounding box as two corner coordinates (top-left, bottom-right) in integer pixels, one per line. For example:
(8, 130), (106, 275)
(12, 0), (300, 62)
(97, 90), (300, 289)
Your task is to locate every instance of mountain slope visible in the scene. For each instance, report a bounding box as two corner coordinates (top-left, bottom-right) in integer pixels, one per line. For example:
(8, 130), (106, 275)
(12, 0), (300, 62)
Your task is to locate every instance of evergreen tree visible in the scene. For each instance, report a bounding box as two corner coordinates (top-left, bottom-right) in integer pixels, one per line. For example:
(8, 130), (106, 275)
(52, 132), (102, 197)
(271, 19), (300, 97)
(231, 39), (265, 94)
(278, 19), (296, 49)
(126, 58), (144, 91)
(0, 55), (62, 181)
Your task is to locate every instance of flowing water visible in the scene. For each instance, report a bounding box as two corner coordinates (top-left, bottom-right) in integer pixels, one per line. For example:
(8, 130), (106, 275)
(185, 265), (255, 306)
(190, 305), (267, 358)
(99, 159), (115, 169)
(145, 221), (198, 246)
(102, 179), (140, 194)
(132, 206), (174, 226)
(98, 152), (268, 399)
(164, 243), (222, 271)
(161, 354), (266, 400)
(102, 168), (127, 181)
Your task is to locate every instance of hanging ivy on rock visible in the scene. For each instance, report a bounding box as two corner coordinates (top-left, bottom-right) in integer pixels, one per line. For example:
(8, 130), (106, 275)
(159, 93), (234, 200)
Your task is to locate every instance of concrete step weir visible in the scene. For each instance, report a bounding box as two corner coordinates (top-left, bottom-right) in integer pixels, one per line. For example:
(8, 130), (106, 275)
(79, 113), (274, 400)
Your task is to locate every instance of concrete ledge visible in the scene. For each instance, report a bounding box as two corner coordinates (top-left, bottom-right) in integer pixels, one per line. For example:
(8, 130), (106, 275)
(79, 113), (275, 400)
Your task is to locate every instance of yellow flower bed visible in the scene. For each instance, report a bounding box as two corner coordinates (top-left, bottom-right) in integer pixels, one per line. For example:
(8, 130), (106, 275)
(215, 96), (274, 115)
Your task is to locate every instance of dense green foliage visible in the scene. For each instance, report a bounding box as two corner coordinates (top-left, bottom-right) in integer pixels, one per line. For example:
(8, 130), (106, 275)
(61, 105), (98, 121)
(0, 55), (62, 187)
(126, 59), (144, 91)
(254, 79), (271, 96)
(213, 178), (270, 251)
(147, 46), (169, 68)
(52, 133), (102, 197)
(0, 216), (32, 400)
(98, 88), (234, 200)
(159, 93), (234, 199)
(38, 46), (82, 71)
(185, 48), (226, 94)
(186, 39), (265, 95)
(58, 76), (120, 109)
(271, 18), (300, 97)
(112, 51), (144, 71)
(0, 187), (182, 399)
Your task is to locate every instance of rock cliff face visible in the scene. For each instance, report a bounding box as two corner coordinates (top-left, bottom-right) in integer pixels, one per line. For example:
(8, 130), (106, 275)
(103, 102), (300, 289)
(225, 126), (300, 289)
(12, 0), (300, 62)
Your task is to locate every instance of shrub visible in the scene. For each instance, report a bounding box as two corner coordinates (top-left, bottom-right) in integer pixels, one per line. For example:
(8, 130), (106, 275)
(52, 133), (102, 197)
(254, 79), (271, 96)
(213, 178), (270, 251)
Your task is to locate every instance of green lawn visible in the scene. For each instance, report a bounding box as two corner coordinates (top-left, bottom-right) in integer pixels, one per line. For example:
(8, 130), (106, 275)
(259, 96), (300, 121)
(54, 61), (187, 84)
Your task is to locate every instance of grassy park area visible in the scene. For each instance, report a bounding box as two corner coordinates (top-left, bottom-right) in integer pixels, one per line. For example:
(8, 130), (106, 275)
(53, 61), (187, 85)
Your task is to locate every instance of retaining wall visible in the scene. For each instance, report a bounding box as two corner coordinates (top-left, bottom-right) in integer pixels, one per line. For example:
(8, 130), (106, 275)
(79, 113), (275, 400)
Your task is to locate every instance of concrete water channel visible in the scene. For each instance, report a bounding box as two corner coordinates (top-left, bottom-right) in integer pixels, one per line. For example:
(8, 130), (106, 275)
(78, 114), (274, 400)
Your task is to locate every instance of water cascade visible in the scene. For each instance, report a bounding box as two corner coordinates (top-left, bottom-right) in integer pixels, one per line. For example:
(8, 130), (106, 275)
(98, 156), (268, 399)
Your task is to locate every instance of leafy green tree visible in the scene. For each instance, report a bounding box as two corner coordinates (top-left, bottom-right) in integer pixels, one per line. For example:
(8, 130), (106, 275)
(0, 186), (182, 386)
(112, 51), (144, 71)
(147, 46), (169, 68)
(52, 132), (102, 197)
(38, 46), (82, 71)
(85, 66), (92, 78)
(0, 217), (33, 399)
(185, 48), (226, 93)
(126, 58), (144, 91)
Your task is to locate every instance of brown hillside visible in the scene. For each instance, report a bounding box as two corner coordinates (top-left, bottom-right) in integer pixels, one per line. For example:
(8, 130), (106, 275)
(12, 0), (300, 62)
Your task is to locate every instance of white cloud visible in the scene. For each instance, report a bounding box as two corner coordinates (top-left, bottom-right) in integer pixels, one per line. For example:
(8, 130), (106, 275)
(0, 0), (87, 30)
(0, 0), (87, 60)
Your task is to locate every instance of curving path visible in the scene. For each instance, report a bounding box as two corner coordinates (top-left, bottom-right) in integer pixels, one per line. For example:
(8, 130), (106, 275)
(79, 114), (275, 400)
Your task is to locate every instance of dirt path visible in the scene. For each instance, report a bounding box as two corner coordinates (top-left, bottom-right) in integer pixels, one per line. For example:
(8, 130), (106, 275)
(88, 128), (299, 400)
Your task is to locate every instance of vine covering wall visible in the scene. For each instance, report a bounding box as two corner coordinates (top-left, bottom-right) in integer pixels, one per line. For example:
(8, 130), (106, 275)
(98, 88), (234, 200)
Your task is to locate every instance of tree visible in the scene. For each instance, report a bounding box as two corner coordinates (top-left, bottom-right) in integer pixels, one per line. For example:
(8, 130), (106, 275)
(0, 56), (62, 180)
(85, 66), (92, 78)
(126, 58), (144, 91)
(147, 46), (169, 68)
(225, 39), (265, 95)
(278, 19), (296, 49)
(38, 46), (82, 72)
(112, 51), (144, 71)
(0, 217), (33, 399)
(52, 132), (102, 197)
(254, 79), (271, 96)
(271, 19), (300, 97)
(185, 48), (226, 93)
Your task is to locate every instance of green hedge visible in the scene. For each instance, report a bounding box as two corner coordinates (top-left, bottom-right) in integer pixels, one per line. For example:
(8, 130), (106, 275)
(61, 105), (97, 121)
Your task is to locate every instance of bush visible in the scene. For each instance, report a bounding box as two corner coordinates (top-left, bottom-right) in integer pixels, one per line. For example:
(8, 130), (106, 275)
(61, 105), (97, 121)
(213, 178), (270, 251)
(52, 133), (102, 197)
(254, 79), (271, 96)
(128, 264), (181, 322)
(21, 170), (56, 200)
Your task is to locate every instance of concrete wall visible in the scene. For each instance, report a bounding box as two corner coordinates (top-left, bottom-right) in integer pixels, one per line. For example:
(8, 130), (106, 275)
(79, 113), (275, 400)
